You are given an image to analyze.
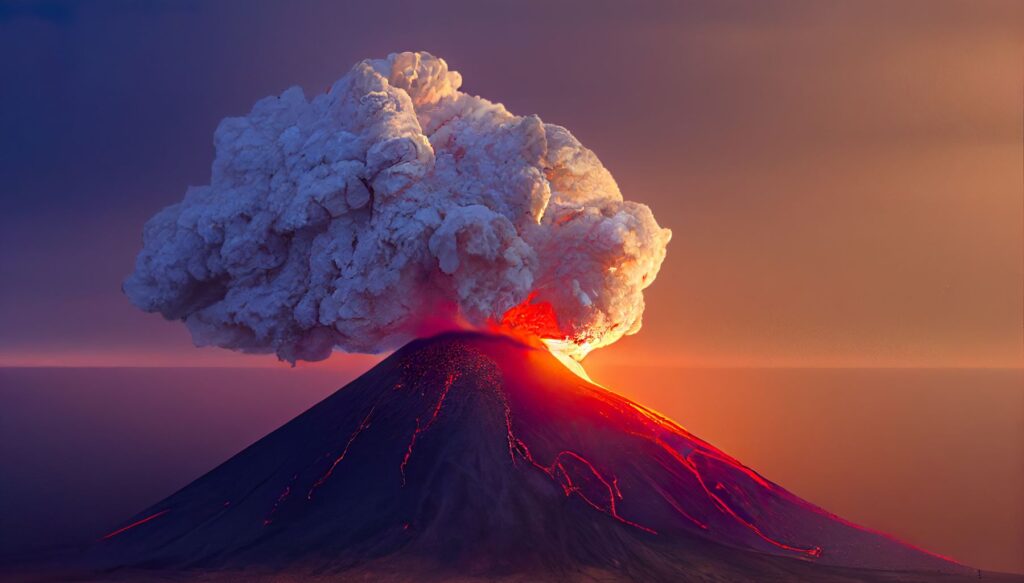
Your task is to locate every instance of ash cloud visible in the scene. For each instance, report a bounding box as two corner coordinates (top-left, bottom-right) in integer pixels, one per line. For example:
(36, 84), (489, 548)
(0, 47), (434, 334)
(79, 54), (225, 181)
(125, 52), (671, 362)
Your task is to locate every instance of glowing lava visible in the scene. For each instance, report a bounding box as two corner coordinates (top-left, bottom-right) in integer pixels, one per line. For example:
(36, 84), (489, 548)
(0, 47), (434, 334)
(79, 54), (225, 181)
(90, 332), (967, 579)
(100, 509), (170, 540)
(496, 291), (563, 341)
(264, 476), (297, 526)
(545, 377), (825, 558)
(390, 338), (820, 557)
(400, 371), (459, 485)
(502, 400), (656, 535)
(488, 291), (597, 381)
(308, 405), (378, 500)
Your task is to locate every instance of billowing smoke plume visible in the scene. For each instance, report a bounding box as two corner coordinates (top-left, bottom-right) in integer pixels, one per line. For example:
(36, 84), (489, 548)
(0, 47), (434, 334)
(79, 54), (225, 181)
(125, 52), (671, 362)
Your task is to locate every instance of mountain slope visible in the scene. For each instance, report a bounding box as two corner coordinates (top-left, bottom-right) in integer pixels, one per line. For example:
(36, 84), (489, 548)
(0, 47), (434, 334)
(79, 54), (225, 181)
(80, 332), (982, 581)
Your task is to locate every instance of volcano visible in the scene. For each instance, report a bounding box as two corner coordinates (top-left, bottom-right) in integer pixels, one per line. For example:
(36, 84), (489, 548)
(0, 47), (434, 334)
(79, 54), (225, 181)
(71, 332), (991, 581)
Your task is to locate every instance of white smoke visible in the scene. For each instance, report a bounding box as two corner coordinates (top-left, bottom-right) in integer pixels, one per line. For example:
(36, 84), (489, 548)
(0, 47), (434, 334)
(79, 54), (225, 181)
(125, 52), (671, 363)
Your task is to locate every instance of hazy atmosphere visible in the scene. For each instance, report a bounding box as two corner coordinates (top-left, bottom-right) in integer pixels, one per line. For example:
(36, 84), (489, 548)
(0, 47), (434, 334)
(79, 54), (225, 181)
(2, 0), (1021, 368)
(1, 0), (1022, 576)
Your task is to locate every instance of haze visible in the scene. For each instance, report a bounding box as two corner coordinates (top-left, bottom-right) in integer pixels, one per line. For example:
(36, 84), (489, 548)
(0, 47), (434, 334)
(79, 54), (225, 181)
(1, 0), (1021, 575)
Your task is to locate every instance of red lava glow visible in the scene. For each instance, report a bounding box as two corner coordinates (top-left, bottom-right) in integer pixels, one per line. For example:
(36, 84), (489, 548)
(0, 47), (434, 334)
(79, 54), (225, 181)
(505, 412), (657, 535)
(264, 479), (295, 526)
(683, 442), (821, 557)
(491, 292), (564, 345)
(308, 405), (378, 500)
(92, 336), (963, 571)
(400, 371), (459, 485)
(299, 338), (824, 558)
(100, 509), (170, 540)
(574, 380), (824, 558)
(496, 371), (657, 535)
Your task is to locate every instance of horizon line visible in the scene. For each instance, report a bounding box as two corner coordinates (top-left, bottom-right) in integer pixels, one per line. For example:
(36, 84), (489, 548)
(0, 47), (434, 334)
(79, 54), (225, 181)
(1, 362), (1021, 371)
(0, 347), (1021, 371)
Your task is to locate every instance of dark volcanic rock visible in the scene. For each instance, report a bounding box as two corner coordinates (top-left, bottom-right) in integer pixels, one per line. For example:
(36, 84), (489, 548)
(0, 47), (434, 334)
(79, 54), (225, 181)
(50, 332), (994, 581)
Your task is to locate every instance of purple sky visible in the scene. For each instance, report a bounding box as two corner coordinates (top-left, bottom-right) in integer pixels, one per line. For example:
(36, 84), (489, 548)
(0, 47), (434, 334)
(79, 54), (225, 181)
(0, 0), (1022, 573)
(2, 0), (1021, 368)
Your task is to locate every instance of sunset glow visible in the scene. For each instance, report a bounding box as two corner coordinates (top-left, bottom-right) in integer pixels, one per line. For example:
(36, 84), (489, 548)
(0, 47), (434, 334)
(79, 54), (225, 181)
(1, 1), (1021, 577)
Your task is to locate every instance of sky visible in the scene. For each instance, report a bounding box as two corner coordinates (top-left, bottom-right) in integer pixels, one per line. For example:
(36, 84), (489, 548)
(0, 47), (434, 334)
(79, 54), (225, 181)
(1, 0), (1021, 369)
(0, 0), (1022, 574)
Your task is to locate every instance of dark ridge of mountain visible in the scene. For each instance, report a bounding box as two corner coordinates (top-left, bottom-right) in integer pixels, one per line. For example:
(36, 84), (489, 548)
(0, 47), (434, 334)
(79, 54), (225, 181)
(29, 331), (1003, 582)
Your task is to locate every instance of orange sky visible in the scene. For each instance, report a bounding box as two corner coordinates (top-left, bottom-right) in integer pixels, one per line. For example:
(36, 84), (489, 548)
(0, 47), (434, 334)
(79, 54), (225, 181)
(585, 3), (1024, 369)
(1, 0), (1022, 573)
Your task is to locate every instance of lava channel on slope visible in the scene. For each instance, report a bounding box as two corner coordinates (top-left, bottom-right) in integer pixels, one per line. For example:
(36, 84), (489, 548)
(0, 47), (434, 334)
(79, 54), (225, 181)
(92, 331), (965, 578)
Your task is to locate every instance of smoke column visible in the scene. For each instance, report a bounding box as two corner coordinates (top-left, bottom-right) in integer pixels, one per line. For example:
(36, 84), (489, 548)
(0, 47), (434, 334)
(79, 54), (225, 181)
(125, 52), (671, 362)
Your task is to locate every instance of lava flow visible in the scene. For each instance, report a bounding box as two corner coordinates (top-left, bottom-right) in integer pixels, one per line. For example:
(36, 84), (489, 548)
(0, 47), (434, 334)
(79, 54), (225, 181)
(399, 371), (459, 485)
(563, 378), (823, 558)
(86, 331), (970, 581)
(100, 509), (170, 541)
(484, 315), (815, 554)
(503, 403), (657, 535)
(307, 405), (377, 500)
